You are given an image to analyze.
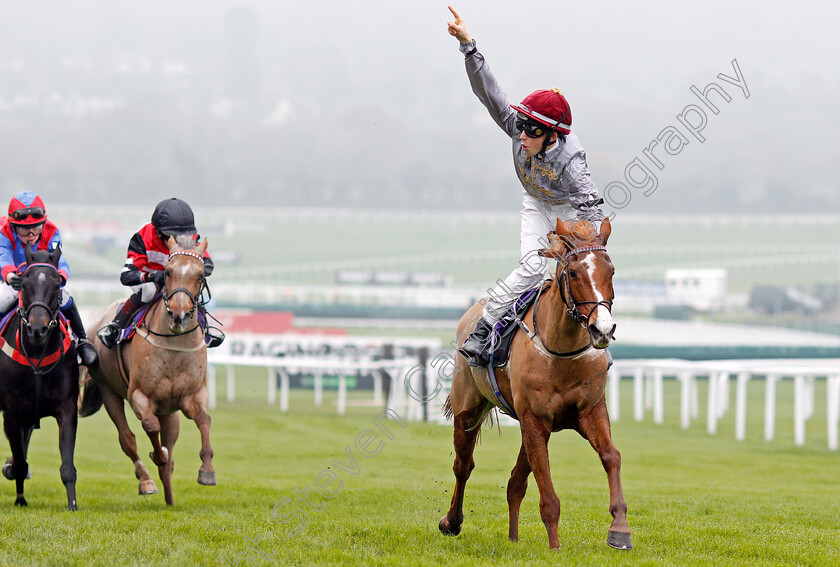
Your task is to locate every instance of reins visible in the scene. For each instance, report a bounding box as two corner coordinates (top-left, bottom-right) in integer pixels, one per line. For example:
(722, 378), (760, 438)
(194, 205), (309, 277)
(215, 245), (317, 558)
(138, 249), (208, 352)
(515, 245), (612, 359)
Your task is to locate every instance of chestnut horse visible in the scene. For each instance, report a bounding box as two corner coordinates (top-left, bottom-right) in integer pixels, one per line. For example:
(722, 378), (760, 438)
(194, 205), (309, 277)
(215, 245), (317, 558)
(80, 236), (215, 505)
(439, 218), (631, 550)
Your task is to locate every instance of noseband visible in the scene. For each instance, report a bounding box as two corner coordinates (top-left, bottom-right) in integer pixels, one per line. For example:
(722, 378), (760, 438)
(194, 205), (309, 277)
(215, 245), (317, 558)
(162, 250), (207, 318)
(557, 245), (614, 328)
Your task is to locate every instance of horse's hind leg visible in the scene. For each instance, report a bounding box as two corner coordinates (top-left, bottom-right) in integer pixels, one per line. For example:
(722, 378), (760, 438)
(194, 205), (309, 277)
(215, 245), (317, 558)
(181, 390), (216, 486)
(578, 402), (632, 550)
(3, 419), (29, 507)
(56, 403), (78, 511)
(100, 385), (157, 495)
(439, 361), (490, 537)
(157, 413), (180, 506)
(507, 441), (531, 542)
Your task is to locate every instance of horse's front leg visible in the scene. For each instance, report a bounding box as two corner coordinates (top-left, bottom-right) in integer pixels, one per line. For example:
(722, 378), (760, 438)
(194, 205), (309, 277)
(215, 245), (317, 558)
(3, 418), (30, 507)
(157, 413), (180, 506)
(507, 441), (531, 542)
(129, 389), (168, 468)
(578, 402), (632, 550)
(55, 403), (78, 511)
(519, 409), (561, 550)
(181, 389), (216, 486)
(100, 384), (157, 495)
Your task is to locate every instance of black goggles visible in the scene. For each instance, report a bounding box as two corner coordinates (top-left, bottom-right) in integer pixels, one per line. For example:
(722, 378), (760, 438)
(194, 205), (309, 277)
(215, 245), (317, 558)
(515, 114), (548, 138)
(10, 206), (46, 222)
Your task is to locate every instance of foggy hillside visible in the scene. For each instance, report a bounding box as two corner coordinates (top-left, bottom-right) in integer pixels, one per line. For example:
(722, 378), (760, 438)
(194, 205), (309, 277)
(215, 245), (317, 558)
(0, 1), (838, 215)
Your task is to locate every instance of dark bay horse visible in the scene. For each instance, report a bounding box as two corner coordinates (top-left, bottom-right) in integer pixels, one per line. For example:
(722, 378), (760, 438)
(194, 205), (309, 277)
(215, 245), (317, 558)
(0, 245), (79, 510)
(440, 218), (632, 550)
(80, 236), (215, 506)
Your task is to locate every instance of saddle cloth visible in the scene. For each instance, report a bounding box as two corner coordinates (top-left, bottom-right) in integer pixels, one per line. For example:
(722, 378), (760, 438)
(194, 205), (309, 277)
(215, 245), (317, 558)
(486, 281), (551, 367)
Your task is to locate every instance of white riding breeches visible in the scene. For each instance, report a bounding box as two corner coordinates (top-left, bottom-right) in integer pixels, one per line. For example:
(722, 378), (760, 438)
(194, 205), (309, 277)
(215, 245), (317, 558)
(481, 191), (577, 323)
(0, 282), (71, 313)
(131, 282), (159, 303)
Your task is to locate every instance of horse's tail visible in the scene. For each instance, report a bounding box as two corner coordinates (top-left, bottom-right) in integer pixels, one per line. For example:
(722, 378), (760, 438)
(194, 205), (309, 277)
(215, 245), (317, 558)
(78, 367), (103, 417)
(442, 394), (453, 420)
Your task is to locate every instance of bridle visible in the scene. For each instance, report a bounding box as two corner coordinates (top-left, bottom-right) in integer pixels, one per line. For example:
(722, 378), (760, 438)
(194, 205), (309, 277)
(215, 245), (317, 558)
(161, 250), (208, 321)
(517, 244), (614, 359)
(18, 262), (61, 334)
(556, 245), (614, 328)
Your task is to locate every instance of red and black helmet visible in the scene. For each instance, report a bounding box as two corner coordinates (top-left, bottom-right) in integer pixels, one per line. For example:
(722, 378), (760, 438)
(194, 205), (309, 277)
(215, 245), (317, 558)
(511, 88), (572, 135)
(8, 192), (47, 226)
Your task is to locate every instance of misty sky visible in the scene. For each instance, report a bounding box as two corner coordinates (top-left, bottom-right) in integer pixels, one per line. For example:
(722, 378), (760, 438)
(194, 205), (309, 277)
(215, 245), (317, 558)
(0, 1), (838, 214)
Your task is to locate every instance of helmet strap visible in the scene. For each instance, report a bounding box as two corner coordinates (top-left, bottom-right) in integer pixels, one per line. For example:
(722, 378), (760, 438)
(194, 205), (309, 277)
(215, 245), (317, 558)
(537, 132), (559, 159)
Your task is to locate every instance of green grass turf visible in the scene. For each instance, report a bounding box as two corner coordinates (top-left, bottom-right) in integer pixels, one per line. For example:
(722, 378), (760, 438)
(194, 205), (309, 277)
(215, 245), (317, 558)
(0, 371), (837, 566)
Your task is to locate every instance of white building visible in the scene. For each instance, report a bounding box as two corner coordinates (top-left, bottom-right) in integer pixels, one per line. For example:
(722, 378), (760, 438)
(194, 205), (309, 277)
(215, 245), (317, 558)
(665, 269), (727, 311)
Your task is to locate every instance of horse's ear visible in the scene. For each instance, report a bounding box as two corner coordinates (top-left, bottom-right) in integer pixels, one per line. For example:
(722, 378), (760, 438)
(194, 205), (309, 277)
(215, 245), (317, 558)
(51, 244), (62, 267)
(598, 218), (611, 243)
(165, 235), (177, 251)
(538, 231), (565, 259)
(196, 237), (208, 255)
(23, 241), (33, 265)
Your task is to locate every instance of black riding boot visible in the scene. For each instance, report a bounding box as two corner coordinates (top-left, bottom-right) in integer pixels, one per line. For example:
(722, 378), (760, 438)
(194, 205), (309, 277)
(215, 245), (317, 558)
(458, 317), (494, 367)
(198, 304), (225, 348)
(61, 301), (99, 366)
(97, 308), (132, 350)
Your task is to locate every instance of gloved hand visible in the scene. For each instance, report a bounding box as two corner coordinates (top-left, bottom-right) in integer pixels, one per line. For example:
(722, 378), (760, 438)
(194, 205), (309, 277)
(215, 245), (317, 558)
(5, 272), (22, 291)
(147, 270), (166, 287)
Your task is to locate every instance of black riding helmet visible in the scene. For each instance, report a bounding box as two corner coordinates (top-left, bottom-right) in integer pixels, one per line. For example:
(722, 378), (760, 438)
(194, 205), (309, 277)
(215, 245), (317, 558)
(151, 198), (196, 236)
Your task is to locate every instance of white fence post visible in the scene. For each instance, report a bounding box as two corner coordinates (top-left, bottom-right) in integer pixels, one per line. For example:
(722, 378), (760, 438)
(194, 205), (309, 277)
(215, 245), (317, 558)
(764, 373), (779, 442)
(679, 371), (691, 429)
(226, 365), (235, 403)
(337, 373), (347, 416)
(279, 368), (289, 413)
(653, 369), (664, 425)
(735, 372), (749, 441)
(267, 369), (276, 405)
(314, 372), (323, 407)
(633, 367), (644, 422)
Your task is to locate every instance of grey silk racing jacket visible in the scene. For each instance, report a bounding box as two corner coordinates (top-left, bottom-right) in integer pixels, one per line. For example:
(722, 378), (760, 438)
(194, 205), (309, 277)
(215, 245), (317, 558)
(460, 40), (604, 222)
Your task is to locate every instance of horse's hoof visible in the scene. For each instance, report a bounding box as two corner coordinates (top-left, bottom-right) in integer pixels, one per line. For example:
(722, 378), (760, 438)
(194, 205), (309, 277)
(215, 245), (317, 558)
(197, 471), (216, 486)
(67, 501), (78, 512)
(607, 530), (633, 550)
(438, 516), (461, 536)
(138, 481), (159, 495)
(14, 496), (27, 507)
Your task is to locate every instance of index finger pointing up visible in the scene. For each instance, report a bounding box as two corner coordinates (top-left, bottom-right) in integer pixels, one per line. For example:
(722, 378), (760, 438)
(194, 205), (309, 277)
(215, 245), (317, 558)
(448, 6), (461, 22)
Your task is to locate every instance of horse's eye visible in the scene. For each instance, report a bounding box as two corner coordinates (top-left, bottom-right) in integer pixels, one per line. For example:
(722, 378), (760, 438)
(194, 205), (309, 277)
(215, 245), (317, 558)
(568, 269), (577, 280)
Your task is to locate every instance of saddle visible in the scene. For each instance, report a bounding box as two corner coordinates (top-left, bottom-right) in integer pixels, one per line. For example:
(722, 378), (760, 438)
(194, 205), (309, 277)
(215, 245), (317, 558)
(486, 280), (552, 368)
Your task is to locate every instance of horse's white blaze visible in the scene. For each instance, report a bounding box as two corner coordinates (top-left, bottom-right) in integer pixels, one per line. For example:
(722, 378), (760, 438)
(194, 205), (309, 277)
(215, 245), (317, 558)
(580, 253), (614, 336)
(37, 272), (46, 284)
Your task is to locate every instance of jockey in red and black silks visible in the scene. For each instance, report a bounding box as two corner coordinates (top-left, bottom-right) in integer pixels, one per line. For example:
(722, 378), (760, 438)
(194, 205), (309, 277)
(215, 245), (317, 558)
(0, 191), (99, 366)
(97, 197), (221, 349)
